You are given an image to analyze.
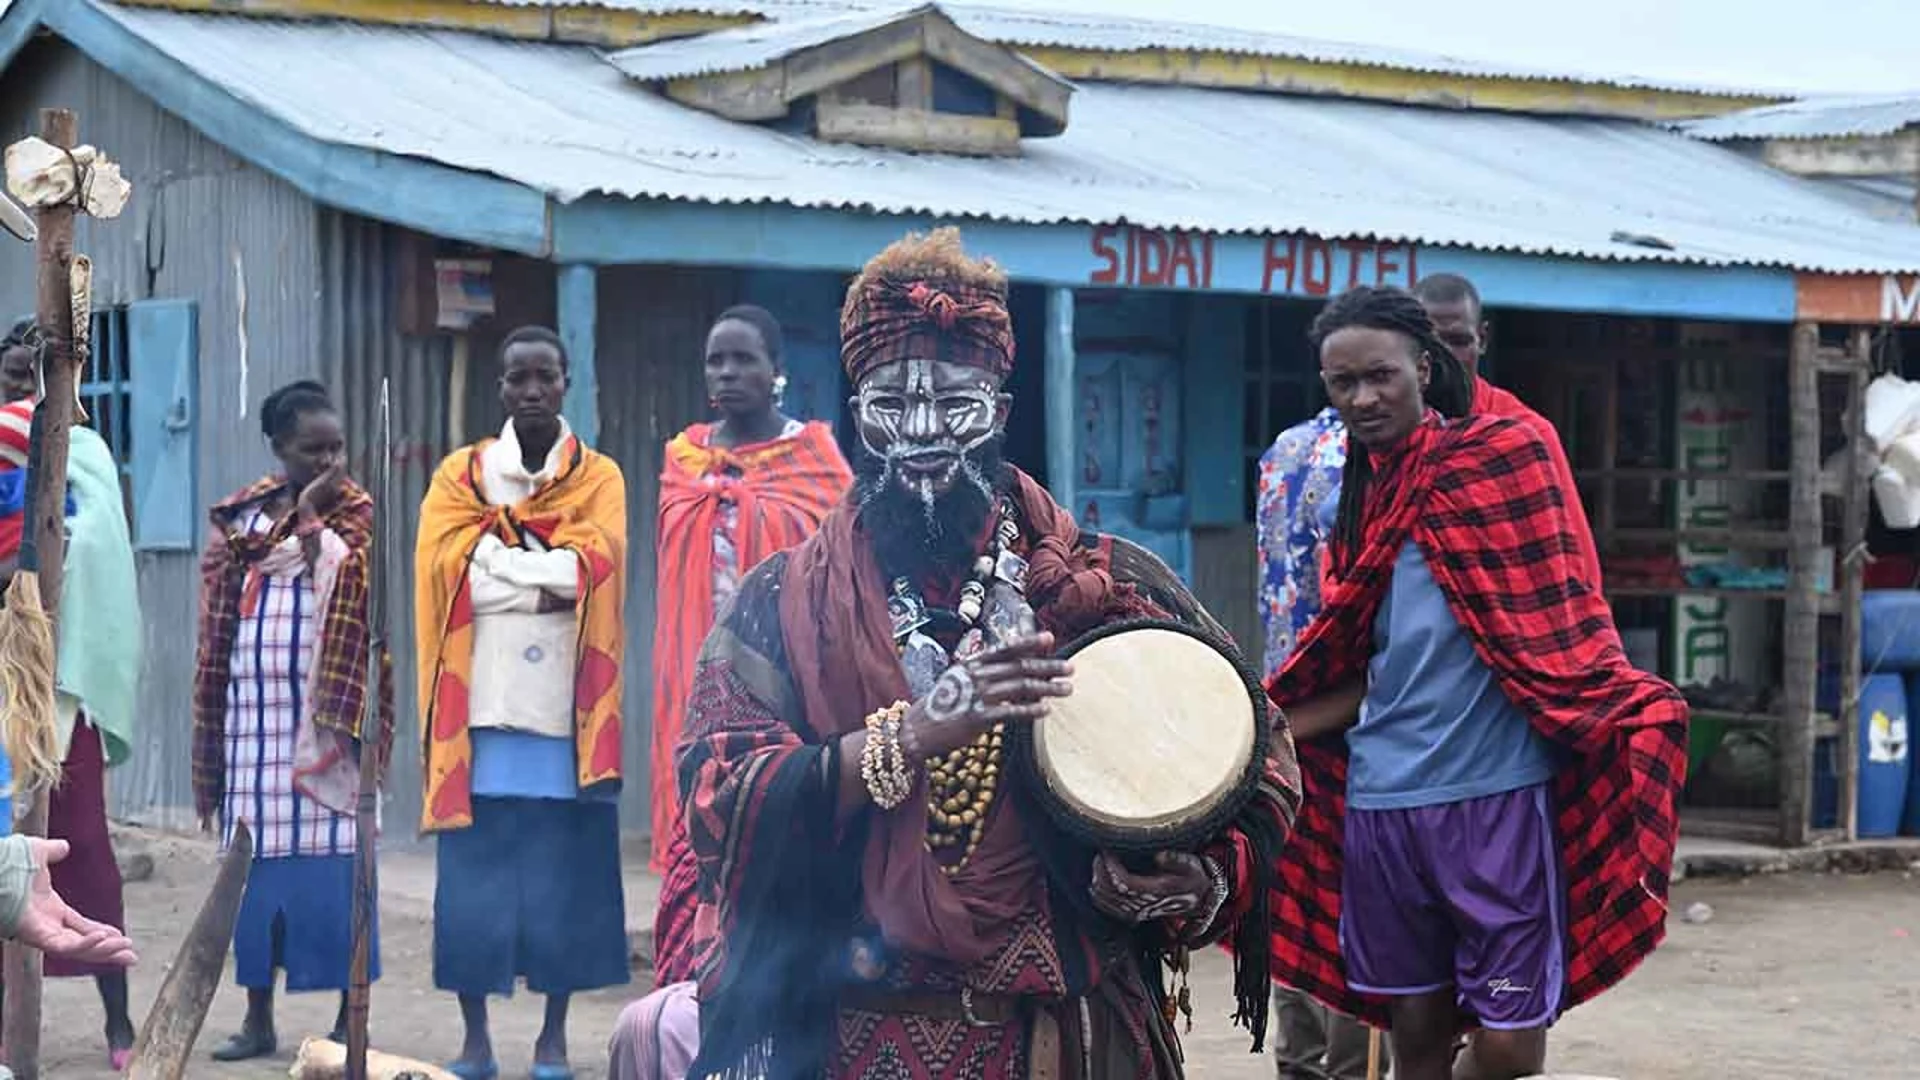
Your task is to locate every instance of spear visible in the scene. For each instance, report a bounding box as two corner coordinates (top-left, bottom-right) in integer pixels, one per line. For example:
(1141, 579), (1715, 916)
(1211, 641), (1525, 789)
(345, 378), (393, 1080)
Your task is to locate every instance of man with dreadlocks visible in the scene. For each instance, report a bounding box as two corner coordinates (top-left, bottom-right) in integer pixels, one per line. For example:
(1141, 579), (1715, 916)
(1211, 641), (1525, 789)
(677, 227), (1298, 1080)
(1264, 286), (1687, 1080)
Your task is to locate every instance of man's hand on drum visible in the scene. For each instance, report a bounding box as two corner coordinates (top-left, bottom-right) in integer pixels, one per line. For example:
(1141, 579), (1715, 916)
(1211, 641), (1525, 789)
(901, 632), (1072, 760)
(1090, 852), (1220, 926)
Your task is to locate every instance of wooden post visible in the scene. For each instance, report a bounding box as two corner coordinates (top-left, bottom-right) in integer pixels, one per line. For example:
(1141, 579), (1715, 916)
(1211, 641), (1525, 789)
(1780, 321), (1822, 848)
(556, 264), (598, 447)
(1043, 287), (1075, 512)
(1599, 355), (1621, 541)
(2, 106), (81, 1080)
(447, 334), (469, 449)
(1836, 328), (1872, 840)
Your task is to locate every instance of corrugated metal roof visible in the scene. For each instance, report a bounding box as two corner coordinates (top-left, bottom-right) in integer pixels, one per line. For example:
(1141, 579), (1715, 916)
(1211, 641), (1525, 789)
(91, 4), (1920, 274)
(942, 3), (1774, 96)
(1680, 94), (1920, 142)
(610, 4), (936, 80)
(606, 0), (1590, 88)
(1807, 175), (1918, 225)
(490, 0), (1783, 97)
(480, 0), (826, 12)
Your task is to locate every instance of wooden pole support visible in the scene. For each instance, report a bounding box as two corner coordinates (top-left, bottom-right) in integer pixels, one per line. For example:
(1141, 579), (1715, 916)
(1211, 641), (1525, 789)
(1780, 321), (1822, 848)
(2, 105), (81, 1080)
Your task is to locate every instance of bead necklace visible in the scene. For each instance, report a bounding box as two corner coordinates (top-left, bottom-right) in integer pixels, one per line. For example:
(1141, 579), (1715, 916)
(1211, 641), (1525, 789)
(890, 499), (1023, 871)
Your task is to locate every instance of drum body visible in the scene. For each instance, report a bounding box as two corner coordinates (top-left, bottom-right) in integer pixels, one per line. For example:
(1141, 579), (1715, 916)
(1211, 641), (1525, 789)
(1011, 619), (1268, 853)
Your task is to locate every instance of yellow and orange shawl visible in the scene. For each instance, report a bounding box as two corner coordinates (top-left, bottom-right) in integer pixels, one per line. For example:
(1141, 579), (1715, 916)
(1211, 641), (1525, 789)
(415, 434), (627, 833)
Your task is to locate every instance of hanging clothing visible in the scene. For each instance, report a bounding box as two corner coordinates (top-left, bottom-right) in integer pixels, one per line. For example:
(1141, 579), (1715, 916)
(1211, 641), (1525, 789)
(1265, 412), (1687, 1031)
(193, 491), (390, 992)
(649, 419), (850, 870)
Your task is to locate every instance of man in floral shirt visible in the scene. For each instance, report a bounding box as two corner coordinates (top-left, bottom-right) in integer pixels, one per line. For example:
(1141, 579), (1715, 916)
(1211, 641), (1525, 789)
(1256, 403), (1375, 1080)
(1256, 406), (1347, 676)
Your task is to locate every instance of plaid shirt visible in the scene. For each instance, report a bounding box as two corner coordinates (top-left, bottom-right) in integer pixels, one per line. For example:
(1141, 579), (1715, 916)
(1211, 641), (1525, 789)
(192, 476), (393, 819)
(1266, 412), (1688, 1028)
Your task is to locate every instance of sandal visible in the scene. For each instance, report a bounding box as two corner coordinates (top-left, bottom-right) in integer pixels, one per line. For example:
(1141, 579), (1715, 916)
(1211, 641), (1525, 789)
(445, 1060), (500, 1080)
(209, 1029), (277, 1062)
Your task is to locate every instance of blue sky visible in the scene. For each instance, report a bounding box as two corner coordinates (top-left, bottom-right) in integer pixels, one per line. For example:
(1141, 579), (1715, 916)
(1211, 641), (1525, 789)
(985, 0), (1919, 95)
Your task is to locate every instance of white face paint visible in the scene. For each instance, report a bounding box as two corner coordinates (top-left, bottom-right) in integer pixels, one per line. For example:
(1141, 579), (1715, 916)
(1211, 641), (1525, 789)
(854, 358), (1002, 500)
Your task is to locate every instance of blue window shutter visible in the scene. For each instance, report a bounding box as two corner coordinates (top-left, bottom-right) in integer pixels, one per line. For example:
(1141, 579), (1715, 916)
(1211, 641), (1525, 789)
(127, 299), (199, 552)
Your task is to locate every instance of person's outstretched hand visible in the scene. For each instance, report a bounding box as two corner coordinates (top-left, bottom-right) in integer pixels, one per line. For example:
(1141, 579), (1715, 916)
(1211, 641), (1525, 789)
(16, 838), (136, 967)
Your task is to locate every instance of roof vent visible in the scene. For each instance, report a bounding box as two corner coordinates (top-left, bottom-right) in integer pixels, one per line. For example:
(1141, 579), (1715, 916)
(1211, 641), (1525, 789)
(609, 4), (1073, 157)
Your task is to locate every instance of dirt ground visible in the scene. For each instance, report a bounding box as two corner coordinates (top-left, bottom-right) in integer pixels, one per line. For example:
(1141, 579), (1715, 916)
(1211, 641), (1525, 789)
(30, 829), (1920, 1080)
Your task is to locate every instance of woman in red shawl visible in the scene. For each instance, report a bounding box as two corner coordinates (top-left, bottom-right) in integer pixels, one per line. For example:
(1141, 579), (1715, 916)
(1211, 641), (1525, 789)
(649, 305), (850, 972)
(1266, 287), (1687, 1080)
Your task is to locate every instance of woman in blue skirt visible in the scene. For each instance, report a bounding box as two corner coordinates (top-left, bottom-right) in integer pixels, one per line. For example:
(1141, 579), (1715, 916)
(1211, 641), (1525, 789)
(191, 381), (392, 1061)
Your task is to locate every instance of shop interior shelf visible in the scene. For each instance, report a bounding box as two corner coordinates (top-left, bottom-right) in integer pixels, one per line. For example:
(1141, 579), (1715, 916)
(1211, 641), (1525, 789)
(1604, 585), (1840, 613)
(1687, 707), (1839, 739)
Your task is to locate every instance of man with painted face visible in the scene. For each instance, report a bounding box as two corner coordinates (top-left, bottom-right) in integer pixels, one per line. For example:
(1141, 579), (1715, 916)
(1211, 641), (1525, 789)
(678, 228), (1299, 1080)
(1264, 287), (1686, 1080)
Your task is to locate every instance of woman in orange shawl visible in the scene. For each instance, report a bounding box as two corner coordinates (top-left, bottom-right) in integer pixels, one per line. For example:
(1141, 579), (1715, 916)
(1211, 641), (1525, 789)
(415, 326), (629, 1080)
(649, 305), (850, 883)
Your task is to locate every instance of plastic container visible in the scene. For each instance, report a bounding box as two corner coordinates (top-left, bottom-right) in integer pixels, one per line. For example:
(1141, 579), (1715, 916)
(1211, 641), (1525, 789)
(1860, 591), (1920, 671)
(1857, 673), (1910, 838)
(1813, 736), (1840, 830)
(1904, 673), (1920, 835)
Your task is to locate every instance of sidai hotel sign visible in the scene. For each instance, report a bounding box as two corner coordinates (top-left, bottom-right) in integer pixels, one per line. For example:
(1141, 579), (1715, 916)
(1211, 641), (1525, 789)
(1085, 225), (1419, 295)
(1796, 273), (1920, 325)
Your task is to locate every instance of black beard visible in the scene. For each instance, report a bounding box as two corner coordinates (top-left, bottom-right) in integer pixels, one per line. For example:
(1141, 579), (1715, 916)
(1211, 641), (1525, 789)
(855, 439), (1006, 584)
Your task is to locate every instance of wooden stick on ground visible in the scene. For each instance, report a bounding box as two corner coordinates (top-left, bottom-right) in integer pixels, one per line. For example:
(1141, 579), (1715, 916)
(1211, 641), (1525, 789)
(1367, 1028), (1383, 1080)
(124, 822), (254, 1080)
(0, 105), (81, 1080)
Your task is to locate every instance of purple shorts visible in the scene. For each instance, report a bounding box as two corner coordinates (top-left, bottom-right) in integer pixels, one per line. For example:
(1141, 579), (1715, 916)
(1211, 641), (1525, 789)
(1339, 782), (1567, 1030)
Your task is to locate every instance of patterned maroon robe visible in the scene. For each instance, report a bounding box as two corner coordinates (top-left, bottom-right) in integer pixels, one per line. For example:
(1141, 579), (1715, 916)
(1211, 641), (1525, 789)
(678, 469), (1299, 1080)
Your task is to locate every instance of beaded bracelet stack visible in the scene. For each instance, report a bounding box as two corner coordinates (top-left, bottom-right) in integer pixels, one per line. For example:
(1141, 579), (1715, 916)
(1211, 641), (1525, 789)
(861, 701), (914, 810)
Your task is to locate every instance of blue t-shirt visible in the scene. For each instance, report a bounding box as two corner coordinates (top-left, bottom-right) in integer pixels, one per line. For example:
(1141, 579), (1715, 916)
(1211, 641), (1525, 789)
(1347, 541), (1558, 810)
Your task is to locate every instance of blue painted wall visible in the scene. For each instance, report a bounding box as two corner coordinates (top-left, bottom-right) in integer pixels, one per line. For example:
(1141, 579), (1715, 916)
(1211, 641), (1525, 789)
(1068, 291), (1190, 577)
(552, 201), (1802, 324)
(737, 269), (849, 433)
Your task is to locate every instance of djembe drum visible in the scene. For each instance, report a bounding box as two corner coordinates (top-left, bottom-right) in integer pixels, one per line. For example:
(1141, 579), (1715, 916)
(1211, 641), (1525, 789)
(1010, 619), (1270, 855)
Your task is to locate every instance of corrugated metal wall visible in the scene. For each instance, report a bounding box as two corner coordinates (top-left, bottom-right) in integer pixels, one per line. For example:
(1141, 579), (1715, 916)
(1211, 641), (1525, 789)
(315, 249), (747, 837)
(316, 212), (453, 837)
(0, 38), (324, 827)
(597, 265), (738, 828)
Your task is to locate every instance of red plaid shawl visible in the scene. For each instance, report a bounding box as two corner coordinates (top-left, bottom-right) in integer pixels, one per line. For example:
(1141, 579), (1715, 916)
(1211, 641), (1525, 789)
(191, 475), (394, 819)
(1265, 412), (1688, 1028)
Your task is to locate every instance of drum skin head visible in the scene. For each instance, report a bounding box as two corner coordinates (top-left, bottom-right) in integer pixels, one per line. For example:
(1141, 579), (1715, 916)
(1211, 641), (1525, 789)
(1030, 625), (1259, 847)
